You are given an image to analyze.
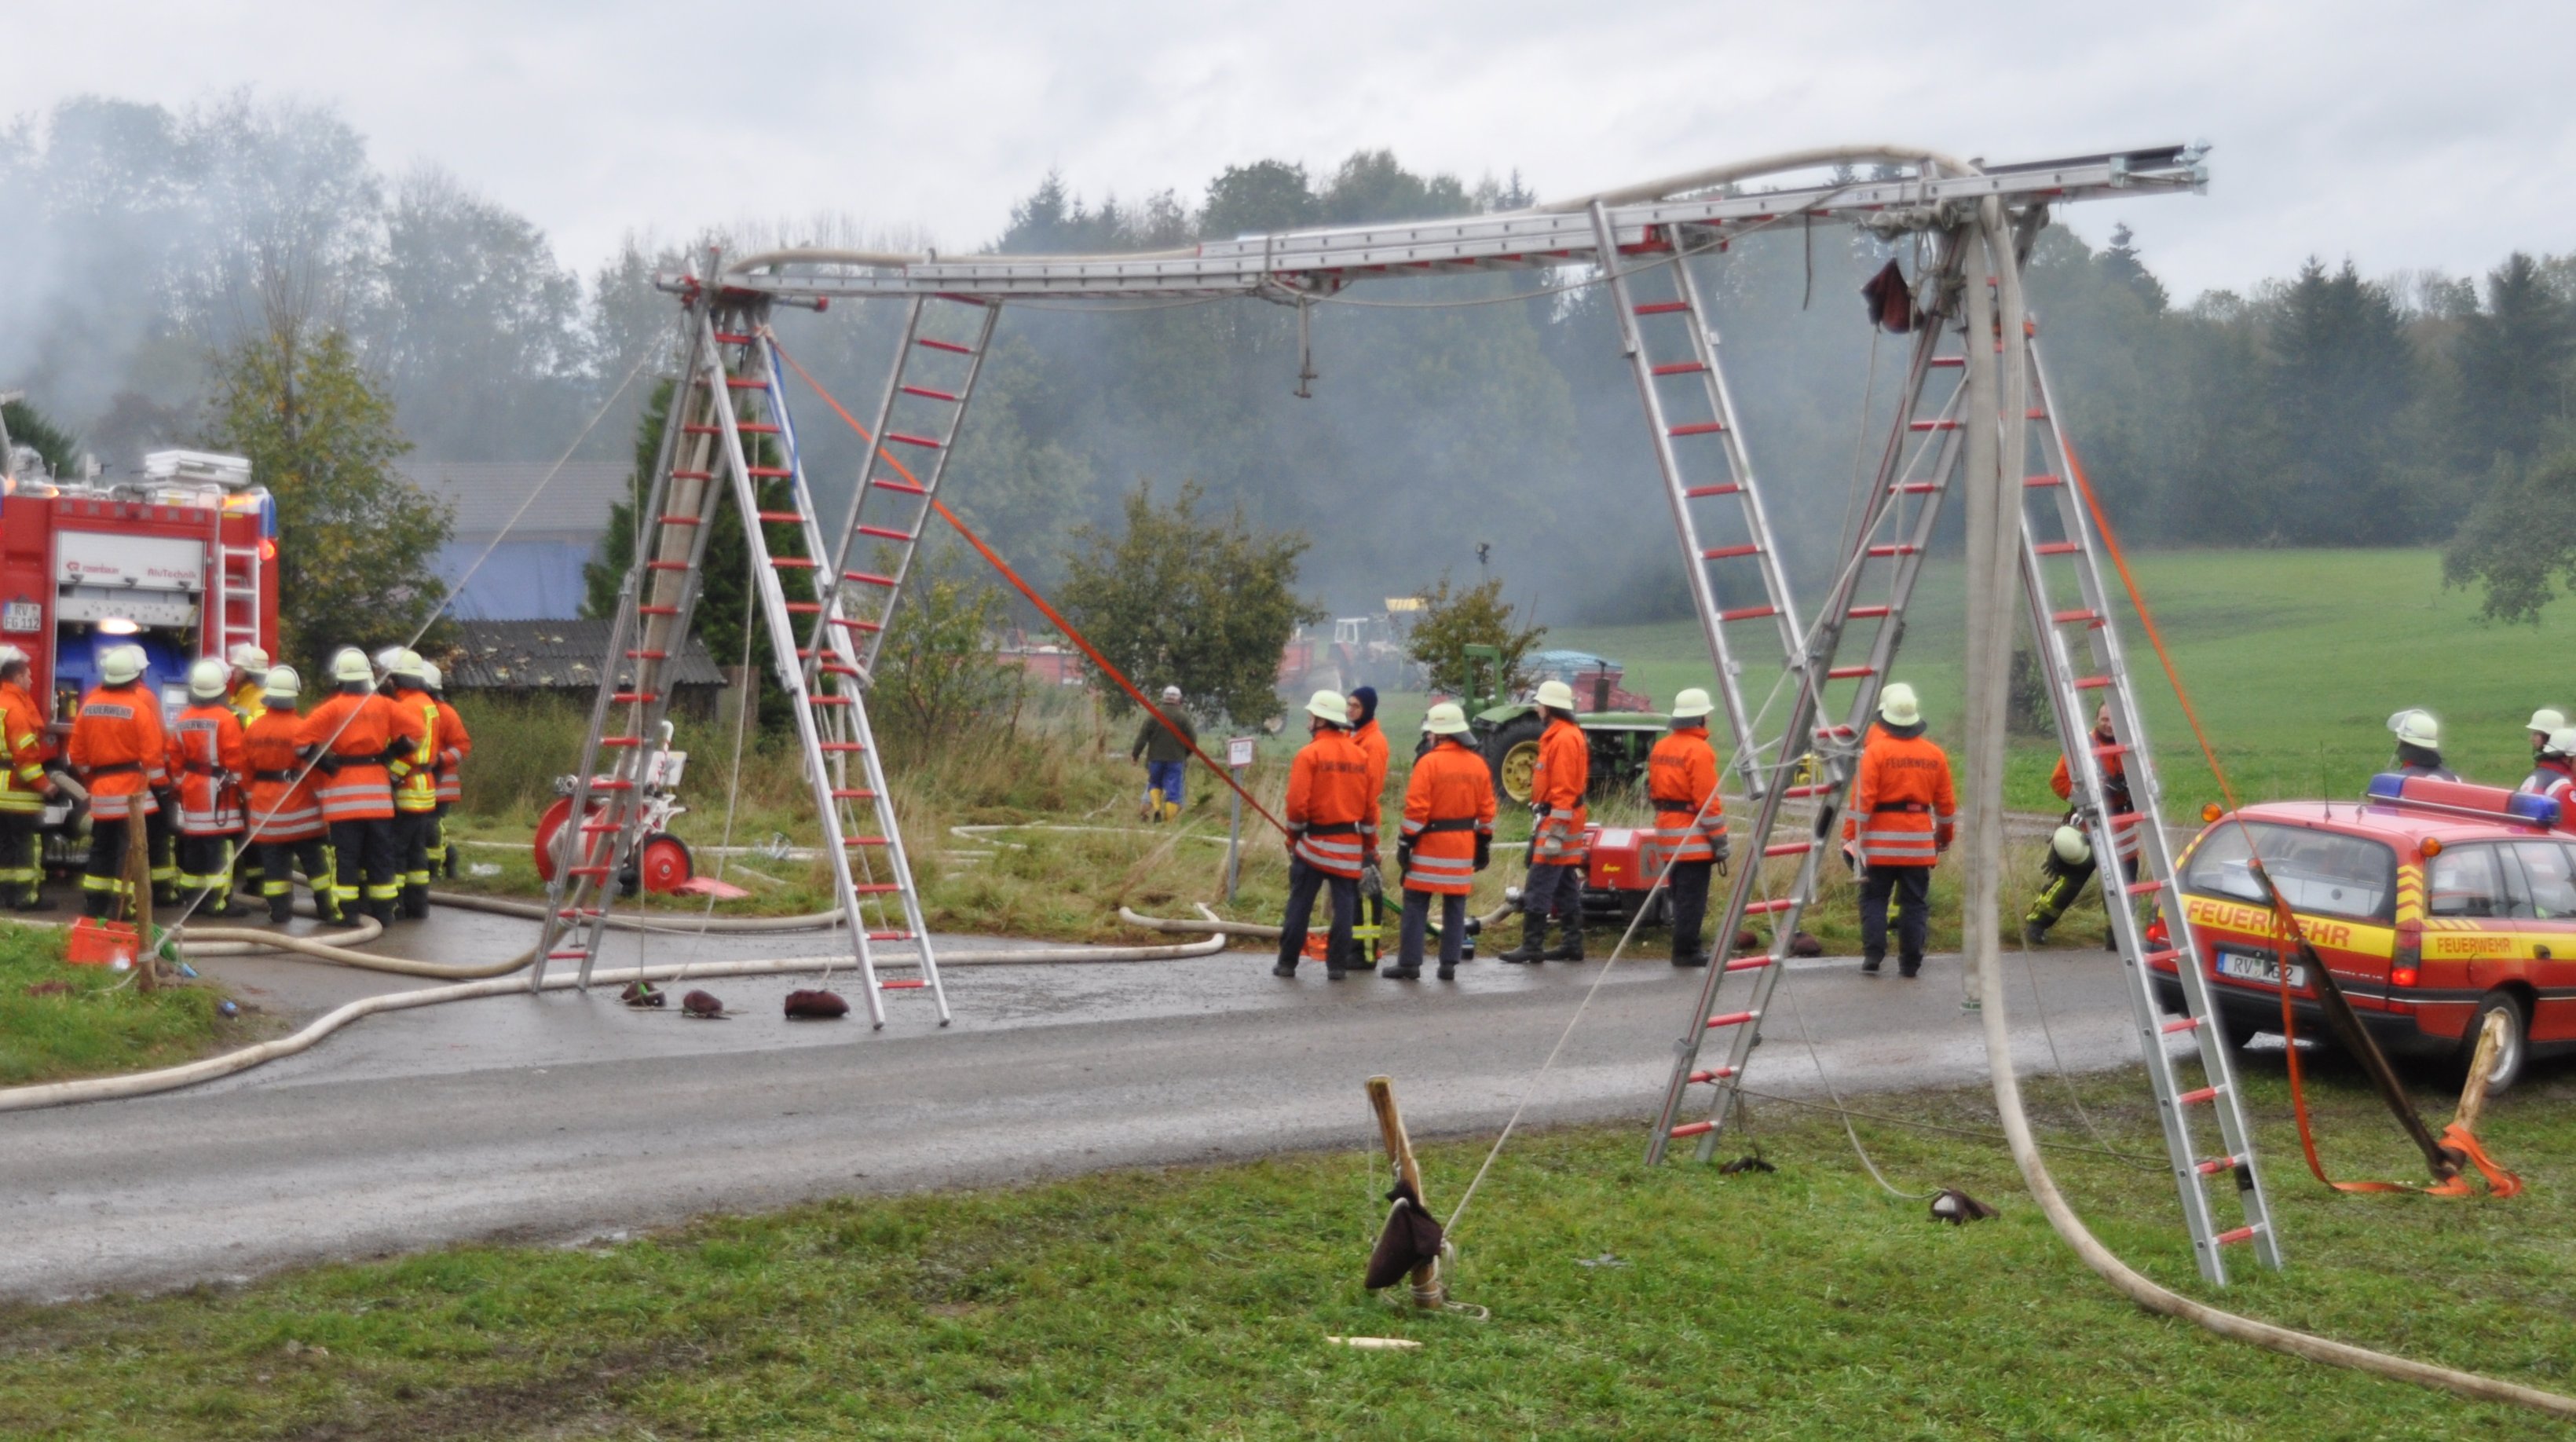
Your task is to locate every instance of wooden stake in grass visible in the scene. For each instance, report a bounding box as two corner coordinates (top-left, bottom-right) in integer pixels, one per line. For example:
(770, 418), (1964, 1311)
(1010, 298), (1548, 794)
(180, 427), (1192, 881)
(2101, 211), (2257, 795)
(2452, 1010), (2508, 1136)
(125, 809), (157, 994)
(1365, 1074), (1443, 1308)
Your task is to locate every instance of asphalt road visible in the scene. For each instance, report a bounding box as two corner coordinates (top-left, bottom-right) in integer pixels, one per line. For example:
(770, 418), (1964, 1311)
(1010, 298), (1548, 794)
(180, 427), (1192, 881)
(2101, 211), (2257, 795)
(1, 906), (2154, 1301)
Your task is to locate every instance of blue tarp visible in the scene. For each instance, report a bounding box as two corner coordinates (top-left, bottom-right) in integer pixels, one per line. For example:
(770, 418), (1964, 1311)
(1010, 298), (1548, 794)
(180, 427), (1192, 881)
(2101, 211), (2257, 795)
(434, 541), (595, 621)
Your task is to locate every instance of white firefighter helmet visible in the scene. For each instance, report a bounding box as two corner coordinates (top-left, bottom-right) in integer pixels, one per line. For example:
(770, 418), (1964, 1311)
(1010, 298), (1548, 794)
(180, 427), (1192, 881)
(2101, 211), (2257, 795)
(2530, 708), (2566, 738)
(373, 645), (404, 675)
(1534, 679), (1578, 712)
(1670, 687), (1714, 720)
(187, 657), (229, 701)
(100, 646), (145, 685)
(2546, 726), (2576, 760)
(1304, 688), (1347, 724)
(2051, 825), (2092, 866)
(390, 648), (426, 684)
(1424, 701), (1472, 736)
(1879, 683), (1923, 727)
(2388, 708), (2442, 750)
(263, 664), (302, 703)
(0, 644), (24, 672)
(228, 642), (270, 675)
(421, 661), (443, 693)
(331, 647), (375, 686)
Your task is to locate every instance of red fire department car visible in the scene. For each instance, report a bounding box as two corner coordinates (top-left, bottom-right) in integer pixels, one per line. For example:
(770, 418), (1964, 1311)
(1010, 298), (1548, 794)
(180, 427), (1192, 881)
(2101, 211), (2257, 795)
(2153, 773), (2575, 1092)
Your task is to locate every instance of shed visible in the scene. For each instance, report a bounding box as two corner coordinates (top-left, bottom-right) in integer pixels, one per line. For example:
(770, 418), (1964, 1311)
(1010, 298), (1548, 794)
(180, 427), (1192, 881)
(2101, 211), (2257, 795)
(442, 619), (730, 719)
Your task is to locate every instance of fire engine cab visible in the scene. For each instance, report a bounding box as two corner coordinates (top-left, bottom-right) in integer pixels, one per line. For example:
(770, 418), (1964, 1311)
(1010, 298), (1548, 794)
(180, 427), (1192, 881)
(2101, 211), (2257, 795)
(0, 446), (278, 851)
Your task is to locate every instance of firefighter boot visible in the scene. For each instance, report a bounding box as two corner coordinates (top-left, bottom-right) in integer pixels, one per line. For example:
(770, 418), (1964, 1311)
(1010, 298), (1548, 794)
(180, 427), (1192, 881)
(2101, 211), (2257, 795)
(268, 891), (294, 924)
(1495, 914), (1547, 964)
(1542, 914), (1586, 963)
(403, 883), (431, 920)
(1436, 961), (1456, 981)
(1861, 951), (1883, 975)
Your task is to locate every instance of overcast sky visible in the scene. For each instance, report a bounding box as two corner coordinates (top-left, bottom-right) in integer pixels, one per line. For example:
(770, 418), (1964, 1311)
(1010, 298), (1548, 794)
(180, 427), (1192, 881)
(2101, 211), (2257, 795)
(19, 0), (2574, 301)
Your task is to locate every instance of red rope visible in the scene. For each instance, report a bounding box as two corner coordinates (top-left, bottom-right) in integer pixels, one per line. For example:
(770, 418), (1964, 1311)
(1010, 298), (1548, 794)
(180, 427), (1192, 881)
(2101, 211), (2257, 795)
(2062, 433), (2461, 1193)
(768, 338), (1293, 838)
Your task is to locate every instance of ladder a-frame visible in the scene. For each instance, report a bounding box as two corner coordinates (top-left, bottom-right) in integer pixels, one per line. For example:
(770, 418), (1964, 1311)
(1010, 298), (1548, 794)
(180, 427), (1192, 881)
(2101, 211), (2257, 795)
(1640, 236), (2284, 1283)
(535, 280), (990, 1029)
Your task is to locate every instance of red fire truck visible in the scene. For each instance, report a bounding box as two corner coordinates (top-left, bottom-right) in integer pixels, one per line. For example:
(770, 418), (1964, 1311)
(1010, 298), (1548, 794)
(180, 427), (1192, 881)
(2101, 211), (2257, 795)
(0, 447), (278, 856)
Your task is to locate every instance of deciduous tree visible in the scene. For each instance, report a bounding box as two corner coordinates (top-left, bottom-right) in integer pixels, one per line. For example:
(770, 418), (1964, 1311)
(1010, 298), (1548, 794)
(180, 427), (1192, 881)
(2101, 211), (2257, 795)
(1403, 573), (1546, 702)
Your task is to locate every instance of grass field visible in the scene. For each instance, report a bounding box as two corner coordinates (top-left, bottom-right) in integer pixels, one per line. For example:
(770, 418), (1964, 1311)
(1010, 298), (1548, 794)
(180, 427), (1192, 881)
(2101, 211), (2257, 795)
(1555, 547), (2570, 820)
(0, 921), (238, 1085)
(3, 1056), (2570, 1438)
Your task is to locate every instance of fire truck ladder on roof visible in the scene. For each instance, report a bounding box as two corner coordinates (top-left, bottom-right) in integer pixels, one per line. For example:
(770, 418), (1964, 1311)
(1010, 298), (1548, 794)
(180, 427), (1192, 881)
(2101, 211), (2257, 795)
(1588, 203), (1804, 794)
(2014, 334), (2281, 1283)
(1645, 229), (1973, 1169)
(532, 287), (957, 1028)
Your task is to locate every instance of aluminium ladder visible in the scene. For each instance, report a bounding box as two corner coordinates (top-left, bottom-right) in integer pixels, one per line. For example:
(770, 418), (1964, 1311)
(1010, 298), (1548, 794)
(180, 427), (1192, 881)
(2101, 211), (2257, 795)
(2011, 332), (2281, 1282)
(535, 284), (987, 1028)
(1645, 230), (1975, 1169)
(1641, 251), (2282, 1283)
(1588, 204), (1806, 793)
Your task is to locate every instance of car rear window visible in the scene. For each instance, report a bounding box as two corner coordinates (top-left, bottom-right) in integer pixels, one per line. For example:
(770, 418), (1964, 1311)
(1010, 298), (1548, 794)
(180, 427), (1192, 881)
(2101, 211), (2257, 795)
(2184, 822), (2396, 922)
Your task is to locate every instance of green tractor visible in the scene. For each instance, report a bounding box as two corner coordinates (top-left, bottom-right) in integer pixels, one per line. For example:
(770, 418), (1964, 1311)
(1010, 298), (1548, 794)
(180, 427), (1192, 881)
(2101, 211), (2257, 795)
(1435, 645), (1669, 803)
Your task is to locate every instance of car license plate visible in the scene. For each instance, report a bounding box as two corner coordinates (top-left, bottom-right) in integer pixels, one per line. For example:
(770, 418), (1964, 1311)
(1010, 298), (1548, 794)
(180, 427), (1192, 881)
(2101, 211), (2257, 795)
(2216, 950), (2305, 990)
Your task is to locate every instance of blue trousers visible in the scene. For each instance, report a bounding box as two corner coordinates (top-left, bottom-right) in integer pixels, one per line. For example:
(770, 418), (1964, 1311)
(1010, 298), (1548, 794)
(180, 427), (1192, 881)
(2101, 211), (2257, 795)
(1144, 759), (1186, 808)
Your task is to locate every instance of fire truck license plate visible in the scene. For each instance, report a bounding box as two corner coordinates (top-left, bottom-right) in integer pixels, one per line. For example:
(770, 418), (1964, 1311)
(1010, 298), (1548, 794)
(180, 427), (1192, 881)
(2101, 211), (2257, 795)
(0, 602), (37, 633)
(2216, 949), (2305, 990)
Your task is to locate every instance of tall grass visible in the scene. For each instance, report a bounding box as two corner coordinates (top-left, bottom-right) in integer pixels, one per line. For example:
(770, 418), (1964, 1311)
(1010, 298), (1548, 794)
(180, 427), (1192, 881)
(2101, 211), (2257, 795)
(0, 922), (238, 1085)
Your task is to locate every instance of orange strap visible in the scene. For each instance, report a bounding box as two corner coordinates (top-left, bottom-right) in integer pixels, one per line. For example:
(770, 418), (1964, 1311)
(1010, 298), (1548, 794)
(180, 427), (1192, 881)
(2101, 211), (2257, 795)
(2063, 434), (2513, 1195)
(767, 338), (1292, 839)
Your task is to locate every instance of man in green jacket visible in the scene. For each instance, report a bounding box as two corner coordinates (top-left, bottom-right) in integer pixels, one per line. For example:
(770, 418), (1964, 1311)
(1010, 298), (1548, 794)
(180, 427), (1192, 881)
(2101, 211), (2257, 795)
(1131, 685), (1197, 822)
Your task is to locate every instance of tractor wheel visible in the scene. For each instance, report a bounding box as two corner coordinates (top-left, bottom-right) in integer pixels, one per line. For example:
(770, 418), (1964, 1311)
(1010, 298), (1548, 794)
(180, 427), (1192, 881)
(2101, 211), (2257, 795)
(1487, 714), (1546, 804)
(532, 797), (576, 884)
(637, 833), (695, 895)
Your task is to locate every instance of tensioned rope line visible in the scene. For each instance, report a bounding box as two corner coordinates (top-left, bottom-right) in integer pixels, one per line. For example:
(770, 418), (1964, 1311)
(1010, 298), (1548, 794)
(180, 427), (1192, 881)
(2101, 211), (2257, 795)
(766, 337), (1293, 839)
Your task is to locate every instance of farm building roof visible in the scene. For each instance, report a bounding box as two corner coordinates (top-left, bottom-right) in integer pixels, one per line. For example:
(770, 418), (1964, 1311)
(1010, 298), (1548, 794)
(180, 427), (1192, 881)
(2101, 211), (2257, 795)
(401, 462), (632, 542)
(442, 619), (729, 693)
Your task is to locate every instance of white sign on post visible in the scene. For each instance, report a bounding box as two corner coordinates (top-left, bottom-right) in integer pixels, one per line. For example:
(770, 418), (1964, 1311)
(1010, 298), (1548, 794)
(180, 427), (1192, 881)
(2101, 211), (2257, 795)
(1227, 736), (1257, 769)
(1224, 735), (1256, 902)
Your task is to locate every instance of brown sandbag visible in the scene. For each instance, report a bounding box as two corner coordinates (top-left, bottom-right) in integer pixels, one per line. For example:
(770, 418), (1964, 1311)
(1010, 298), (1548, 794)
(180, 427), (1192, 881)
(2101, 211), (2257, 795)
(1788, 931), (1824, 957)
(1364, 1179), (1446, 1290)
(620, 980), (665, 1008)
(784, 988), (850, 1020)
(681, 989), (726, 1018)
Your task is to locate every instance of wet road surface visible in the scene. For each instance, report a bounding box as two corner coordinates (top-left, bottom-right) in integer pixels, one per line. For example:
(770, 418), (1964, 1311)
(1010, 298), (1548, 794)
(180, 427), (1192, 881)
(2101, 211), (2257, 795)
(2, 903), (2156, 1300)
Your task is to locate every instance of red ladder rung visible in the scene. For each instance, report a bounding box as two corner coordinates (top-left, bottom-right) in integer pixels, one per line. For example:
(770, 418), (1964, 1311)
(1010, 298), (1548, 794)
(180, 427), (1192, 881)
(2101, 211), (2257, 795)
(712, 330), (755, 344)
(2034, 541), (2082, 556)
(1700, 543), (1761, 561)
(1669, 1120), (1717, 1138)
(657, 514), (704, 526)
(1719, 604), (1775, 622)
(856, 525), (913, 542)
(725, 378), (768, 390)
(567, 866), (611, 879)
(1687, 1067), (1738, 1083)
(2073, 675), (2113, 690)
(821, 742), (867, 753)
(831, 618), (882, 632)
(851, 882), (903, 893)
(1826, 664), (1875, 679)
(885, 431), (943, 449)
(1683, 483), (1743, 499)
(2178, 1085), (2223, 1106)
(2025, 474), (2066, 489)
(588, 781), (635, 792)
(1762, 841), (1812, 857)
(832, 789), (879, 801)
(1703, 1010), (1759, 1030)
(747, 467), (794, 479)
(625, 650), (669, 661)
(756, 511), (805, 523)
(1780, 784), (1833, 799)
(1652, 360), (1709, 376)
(1909, 419), (1959, 431)
(611, 692), (659, 704)
(2142, 948), (2182, 968)
(636, 606), (679, 617)
(2161, 1015), (2204, 1034)
(1930, 356), (1966, 368)
(771, 558), (819, 570)
(671, 470), (712, 481)
(785, 602), (821, 614)
(2195, 1154), (2245, 1177)
(873, 478), (929, 495)
(917, 337), (974, 354)
(1866, 543), (1920, 557)
(1633, 300), (1690, 315)
(1890, 481), (1941, 494)
(598, 737), (640, 748)
(1668, 421), (1726, 438)
(868, 930), (915, 942)
(546, 950), (591, 961)
(808, 696), (854, 708)
(880, 979), (928, 990)
(645, 560), (690, 571)
(844, 835), (891, 847)
(2054, 608), (2101, 624)
(843, 571), (898, 587)
(1846, 604), (1890, 619)
(900, 384), (960, 402)
(2126, 877), (2166, 898)
(1744, 899), (1796, 915)
(1725, 956), (1773, 972)
(2215, 1225), (2260, 1246)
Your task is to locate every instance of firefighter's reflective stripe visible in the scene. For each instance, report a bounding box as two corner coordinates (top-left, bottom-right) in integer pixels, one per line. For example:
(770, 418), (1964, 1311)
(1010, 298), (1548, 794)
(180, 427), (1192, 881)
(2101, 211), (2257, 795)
(1295, 825), (1367, 876)
(433, 699), (471, 804)
(249, 797), (325, 840)
(314, 778), (394, 822)
(170, 706), (247, 834)
(1401, 741), (1495, 896)
(243, 709), (327, 843)
(389, 692), (441, 814)
(70, 684), (166, 820)
(298, 693), (397, 822)
(1531, 807), (1589, 866)
(1859, 812), (1941, 864)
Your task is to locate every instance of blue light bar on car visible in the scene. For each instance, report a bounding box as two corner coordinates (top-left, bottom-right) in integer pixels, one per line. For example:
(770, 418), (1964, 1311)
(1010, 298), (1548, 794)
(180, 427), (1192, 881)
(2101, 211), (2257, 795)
(2366, 773), (2404, 803)
(2365, 771), (2561, 829)
(2508, 792), (2562, 828)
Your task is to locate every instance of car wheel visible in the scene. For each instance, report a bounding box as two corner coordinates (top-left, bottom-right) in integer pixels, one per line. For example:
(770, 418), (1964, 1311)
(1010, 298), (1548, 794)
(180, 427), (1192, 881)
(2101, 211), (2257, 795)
(2458, 990), (2530, 1096)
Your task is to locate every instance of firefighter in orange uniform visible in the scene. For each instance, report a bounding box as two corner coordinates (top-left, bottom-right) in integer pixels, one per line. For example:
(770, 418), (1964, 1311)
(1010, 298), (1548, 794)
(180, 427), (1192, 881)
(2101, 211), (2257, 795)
(2024, 702), (2138, 946)
(381, 650), (442, 919)
(1644, 687), (1729, 968)
(423, 661), (471, 879)
(298, 647), (406, 925)
(1842, 683), (1956, 978)
(1498, 679), (1590, 963)
(1343, 685), (1390, 970)
(0, 646), (57, 910)
(1389, 701), (1495, 981)
(169, 658), (250, 916)
(225, 642), (273, 904)
(1276, 689), (1373, 980)
(66, 644), (166, 918)
(241, 665), (339, 924)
